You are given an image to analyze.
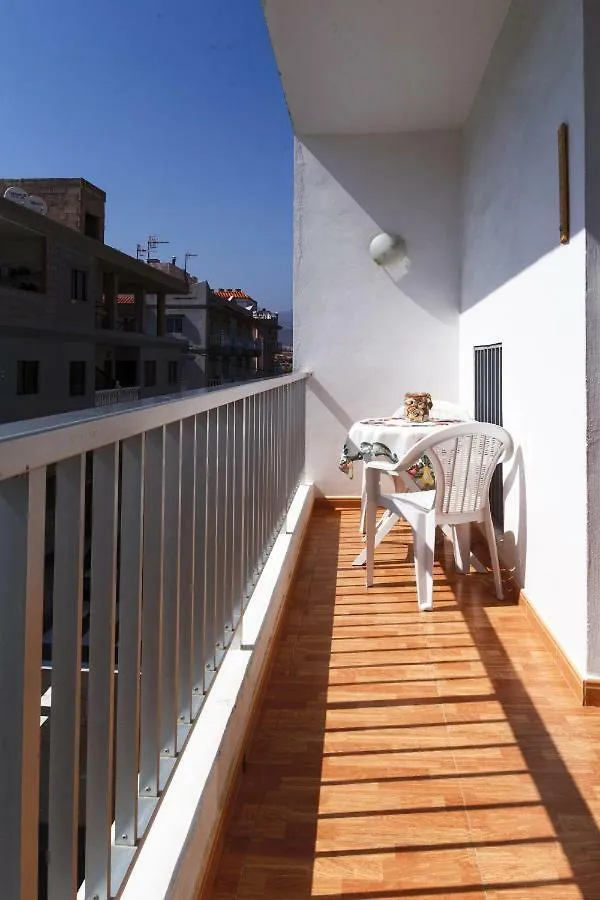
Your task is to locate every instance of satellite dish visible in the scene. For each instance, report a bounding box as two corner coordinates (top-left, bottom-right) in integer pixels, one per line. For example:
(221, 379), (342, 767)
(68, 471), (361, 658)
(3, 186), (28, 205)
(25, 195), (48, 215)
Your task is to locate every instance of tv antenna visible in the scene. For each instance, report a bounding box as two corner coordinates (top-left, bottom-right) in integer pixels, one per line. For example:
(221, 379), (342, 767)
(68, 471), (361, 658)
(184, 251), (198, 276)
(146, 234), (169, 262)
(137, 235), (169, 262)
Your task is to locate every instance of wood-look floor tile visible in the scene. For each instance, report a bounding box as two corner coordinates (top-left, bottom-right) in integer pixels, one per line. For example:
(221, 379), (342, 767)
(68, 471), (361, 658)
(204, 510), (600, 900)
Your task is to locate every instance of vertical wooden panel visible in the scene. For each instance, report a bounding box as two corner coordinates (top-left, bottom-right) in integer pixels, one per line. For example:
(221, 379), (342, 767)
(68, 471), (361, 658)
(559, 122), (570, 245)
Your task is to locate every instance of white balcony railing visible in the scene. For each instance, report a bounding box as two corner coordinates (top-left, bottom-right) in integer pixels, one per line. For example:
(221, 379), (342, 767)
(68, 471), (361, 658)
(94, 386), (140, 407)
(0, 372), (307, 900)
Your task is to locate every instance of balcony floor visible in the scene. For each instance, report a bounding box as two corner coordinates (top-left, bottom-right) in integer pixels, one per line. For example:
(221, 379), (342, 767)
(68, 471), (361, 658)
(208, 508), (600, 899)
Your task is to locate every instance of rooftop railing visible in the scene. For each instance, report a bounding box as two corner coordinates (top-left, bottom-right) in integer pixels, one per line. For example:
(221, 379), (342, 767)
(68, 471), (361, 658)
(0, 371), (307, 900)
(94, 386), (141, 407)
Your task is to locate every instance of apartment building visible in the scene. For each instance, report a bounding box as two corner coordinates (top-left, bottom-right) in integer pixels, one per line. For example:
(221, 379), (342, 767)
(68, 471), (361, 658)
(0, 179), (189, 423)
(146, 281), (281, 387)
(214, 288), (281, 379)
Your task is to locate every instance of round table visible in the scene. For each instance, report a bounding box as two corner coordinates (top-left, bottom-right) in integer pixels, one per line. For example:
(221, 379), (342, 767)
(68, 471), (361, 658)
(340, 414), (471, 477)
(340, 413), (474, 567)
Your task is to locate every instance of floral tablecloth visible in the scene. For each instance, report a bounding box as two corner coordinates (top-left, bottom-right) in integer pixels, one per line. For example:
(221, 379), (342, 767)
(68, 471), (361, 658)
(339, 415), (472, 487)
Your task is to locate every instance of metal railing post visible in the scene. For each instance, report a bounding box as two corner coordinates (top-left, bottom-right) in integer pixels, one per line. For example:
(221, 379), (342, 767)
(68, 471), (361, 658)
(0, 469), (46, 900)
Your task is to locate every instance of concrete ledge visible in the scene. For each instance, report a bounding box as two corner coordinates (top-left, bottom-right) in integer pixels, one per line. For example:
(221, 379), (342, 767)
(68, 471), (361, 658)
(120, 482), (315, 900)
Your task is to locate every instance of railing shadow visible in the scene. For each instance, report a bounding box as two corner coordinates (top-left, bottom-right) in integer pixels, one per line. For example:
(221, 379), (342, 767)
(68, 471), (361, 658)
(437, 540), (600, 899)
(207, 512), (600, 899)
(208, 508), (341, 898)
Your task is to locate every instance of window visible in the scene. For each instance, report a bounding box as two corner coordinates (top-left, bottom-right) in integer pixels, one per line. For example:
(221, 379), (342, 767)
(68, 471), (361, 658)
(84, 213), (101, 240)
(474, 343), (503, 528)
(168, 361), (179, 385)
(71, 268), (88, 301)
(17, 360), (39, 395)
(69, 361), (86, 396)
(144, 360), (157, 387)
(166, 316), (183, 334)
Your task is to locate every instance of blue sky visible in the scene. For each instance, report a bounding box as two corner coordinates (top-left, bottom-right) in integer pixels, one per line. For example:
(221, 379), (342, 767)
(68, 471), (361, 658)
(1, 0), (293, 311)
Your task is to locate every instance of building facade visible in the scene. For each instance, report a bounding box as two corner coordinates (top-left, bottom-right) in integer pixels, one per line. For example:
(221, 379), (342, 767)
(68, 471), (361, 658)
(0, 181), (188, 423)
(146, 281), (281, 388)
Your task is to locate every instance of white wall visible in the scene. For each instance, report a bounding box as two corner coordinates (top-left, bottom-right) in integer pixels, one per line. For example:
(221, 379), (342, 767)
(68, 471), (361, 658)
(294, 132), (461, 495)
(460, 0), (587, 673)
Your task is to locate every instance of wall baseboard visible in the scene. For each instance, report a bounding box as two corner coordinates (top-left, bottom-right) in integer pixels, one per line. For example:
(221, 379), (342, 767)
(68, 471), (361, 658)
(314, 496), (361, 511)
(517, 588), (600, 707)
(584, 680), (600, 707)
(317, 503), (600, 707)
(468, 522), (600, 708)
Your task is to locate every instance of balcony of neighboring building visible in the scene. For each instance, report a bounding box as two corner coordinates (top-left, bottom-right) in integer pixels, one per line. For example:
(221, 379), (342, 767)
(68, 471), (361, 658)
(0, 192), (188, 345)
(206, 334), (259, 356)
(0, 222), (46, 296)
(94, 263), (189, 341)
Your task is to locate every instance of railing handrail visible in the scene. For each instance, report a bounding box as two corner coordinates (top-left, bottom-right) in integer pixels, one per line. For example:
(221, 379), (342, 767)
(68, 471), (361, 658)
(0, 372), (310, 482)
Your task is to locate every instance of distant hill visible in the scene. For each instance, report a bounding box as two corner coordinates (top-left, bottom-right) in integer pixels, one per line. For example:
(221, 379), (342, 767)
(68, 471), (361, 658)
(278, 309), (293, 348)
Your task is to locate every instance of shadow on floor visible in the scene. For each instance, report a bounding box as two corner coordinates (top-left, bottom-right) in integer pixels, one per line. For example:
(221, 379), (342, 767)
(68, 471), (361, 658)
(209, 510), (342, 898)
(207, 510), (600, 899)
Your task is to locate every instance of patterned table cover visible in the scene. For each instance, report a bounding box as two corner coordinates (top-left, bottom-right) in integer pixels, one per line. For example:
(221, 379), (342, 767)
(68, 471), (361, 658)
(339, 415), (472, 482)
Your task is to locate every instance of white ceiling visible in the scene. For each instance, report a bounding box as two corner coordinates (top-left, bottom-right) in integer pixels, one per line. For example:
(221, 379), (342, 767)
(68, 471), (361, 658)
(263, 0), (511, 134)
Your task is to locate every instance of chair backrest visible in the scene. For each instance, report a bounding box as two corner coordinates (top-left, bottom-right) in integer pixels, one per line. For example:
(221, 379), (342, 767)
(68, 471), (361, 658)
(406, 423), (513, 518)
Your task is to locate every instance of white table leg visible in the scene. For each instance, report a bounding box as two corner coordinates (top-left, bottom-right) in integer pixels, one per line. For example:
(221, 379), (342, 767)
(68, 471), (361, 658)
(353, 511), (401, 566)
(353, 470), (418, 566)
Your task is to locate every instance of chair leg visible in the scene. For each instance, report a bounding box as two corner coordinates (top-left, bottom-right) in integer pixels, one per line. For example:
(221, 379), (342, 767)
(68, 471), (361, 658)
(365, 471), (378, 588)
(353, 511), (400, 566)
(415, 512), (435, 611)
(453, 524), (471, 574)
(484, 508), (503, 599)
(359, 464), (366, 534)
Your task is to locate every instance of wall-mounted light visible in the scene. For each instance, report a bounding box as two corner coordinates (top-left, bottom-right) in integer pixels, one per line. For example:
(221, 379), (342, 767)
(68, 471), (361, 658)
(369, 232), (407, 267)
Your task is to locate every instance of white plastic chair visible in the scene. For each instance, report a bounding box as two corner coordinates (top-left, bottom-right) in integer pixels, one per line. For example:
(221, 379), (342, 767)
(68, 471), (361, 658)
(364, 423), (514, 610)
(358, 399), (471, 533)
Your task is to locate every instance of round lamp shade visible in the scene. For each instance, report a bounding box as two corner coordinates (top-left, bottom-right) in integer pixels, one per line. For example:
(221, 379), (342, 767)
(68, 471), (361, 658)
(369, 233), (407, 267)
